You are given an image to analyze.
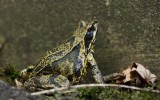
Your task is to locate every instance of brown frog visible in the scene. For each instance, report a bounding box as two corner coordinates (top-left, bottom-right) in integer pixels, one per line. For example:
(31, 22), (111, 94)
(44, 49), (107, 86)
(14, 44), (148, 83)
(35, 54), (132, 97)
(17, 20), (104, 91)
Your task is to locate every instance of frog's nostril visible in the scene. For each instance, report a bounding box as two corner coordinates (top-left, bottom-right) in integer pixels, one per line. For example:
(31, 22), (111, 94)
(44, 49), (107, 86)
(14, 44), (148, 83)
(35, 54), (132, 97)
(94, 20), (98, 24)
(93, 20), (98, 27)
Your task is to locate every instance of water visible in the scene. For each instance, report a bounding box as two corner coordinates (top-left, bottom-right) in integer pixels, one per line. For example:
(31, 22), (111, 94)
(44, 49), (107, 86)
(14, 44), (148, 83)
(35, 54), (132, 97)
(0, 0), (160, 76)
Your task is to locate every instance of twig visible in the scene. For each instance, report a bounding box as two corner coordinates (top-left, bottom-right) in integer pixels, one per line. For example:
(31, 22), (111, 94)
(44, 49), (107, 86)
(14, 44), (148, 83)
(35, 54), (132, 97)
(31, 84), (160, 96)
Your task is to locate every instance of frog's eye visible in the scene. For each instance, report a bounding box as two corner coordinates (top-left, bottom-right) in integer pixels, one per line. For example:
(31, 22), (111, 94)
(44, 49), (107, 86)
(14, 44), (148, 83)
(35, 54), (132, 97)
(79, 20), (87, 28)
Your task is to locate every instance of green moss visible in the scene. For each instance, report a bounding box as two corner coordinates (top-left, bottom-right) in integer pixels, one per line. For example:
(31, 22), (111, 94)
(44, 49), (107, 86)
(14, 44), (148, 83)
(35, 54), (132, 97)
(75, 86), (160, 100)
(78, 87), (103, 100)
(48, 81), (160, 100)
(3, 64), (20, 84)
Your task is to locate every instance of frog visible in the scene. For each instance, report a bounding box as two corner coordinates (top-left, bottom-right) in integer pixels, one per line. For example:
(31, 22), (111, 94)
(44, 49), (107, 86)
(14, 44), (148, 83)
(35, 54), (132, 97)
(16, 20), (104, 91)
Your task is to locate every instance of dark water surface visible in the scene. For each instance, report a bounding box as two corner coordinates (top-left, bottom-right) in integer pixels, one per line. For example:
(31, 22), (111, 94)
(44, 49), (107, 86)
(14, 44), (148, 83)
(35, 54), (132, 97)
(0, 0), (160, 76)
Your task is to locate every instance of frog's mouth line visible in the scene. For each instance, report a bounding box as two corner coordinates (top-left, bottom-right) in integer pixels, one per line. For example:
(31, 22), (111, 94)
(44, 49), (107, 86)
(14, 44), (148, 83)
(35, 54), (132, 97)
(84, 22), (98, 53)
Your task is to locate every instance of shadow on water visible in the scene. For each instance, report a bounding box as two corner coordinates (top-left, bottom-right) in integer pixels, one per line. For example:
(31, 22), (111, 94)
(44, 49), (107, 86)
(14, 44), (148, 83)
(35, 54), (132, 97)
(0, 0), (160, 76)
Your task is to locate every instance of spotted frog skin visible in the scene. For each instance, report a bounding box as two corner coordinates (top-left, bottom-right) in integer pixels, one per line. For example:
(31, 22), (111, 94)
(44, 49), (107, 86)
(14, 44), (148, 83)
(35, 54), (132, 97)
(17, 20), (104, 91)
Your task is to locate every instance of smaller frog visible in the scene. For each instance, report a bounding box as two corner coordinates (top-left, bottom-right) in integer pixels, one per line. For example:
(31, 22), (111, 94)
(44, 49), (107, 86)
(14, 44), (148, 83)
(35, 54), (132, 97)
(16, 20), (104, 91)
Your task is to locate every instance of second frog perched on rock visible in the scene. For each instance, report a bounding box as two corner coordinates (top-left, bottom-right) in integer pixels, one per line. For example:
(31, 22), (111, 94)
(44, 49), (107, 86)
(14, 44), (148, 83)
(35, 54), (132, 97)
(17, 20), (104, 91)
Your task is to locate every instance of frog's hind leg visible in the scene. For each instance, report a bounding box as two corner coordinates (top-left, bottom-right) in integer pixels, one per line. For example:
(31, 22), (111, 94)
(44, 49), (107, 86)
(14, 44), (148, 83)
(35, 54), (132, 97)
(24, 74), (70, 92)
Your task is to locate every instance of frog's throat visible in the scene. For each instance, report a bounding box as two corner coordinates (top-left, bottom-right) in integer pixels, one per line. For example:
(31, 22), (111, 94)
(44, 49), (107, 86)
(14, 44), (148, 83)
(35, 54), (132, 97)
(29, 28), (88, 78)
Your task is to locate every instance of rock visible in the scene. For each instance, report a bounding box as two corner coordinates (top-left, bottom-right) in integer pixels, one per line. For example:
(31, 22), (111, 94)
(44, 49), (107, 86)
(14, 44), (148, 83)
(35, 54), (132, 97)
(0, 80), (47, 100)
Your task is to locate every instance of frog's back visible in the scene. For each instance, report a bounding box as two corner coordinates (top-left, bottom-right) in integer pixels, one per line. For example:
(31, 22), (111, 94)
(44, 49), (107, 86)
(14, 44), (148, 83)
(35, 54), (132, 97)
(29, 21), (88, 78)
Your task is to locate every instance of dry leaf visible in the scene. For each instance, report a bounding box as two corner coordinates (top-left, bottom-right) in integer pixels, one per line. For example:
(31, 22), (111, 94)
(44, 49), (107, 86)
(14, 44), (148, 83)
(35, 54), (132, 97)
(118, 63), (157, 86)
(131, 63), (157, 85)
(122, 66), (132, 83)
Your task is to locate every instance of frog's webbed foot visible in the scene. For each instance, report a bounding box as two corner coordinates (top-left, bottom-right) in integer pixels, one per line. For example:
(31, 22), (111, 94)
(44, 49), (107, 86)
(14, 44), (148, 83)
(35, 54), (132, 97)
(24, 75), (70, 92)
(87, 53), (104, 83)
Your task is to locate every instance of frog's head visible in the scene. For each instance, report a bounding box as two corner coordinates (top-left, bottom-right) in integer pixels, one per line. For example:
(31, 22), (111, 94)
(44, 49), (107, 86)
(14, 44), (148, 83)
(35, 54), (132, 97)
(80, 20), (98, 53)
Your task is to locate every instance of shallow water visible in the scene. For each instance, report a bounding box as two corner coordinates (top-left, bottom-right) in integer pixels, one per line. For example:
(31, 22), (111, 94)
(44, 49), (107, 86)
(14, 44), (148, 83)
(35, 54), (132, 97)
(0, 0), (160, 76)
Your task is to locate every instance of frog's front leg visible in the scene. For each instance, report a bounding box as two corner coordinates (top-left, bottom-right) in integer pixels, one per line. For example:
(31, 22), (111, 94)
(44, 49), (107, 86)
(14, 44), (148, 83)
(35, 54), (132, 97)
(87, 53), (104, 83)
(24, 74), (70, 92)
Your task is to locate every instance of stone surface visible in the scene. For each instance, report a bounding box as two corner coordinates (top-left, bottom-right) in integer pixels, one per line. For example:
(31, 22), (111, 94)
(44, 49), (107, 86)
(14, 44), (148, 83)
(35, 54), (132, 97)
(0, 0), (159, 76)
(0, 80), (46, 100)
